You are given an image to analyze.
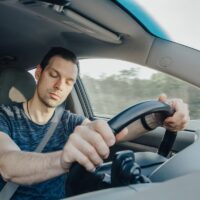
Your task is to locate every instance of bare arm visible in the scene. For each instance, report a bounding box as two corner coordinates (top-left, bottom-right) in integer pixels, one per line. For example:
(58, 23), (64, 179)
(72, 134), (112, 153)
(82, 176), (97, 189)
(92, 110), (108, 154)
(116, 114), (159, 142)
(0, 132), (68, 185)
(117, 96), (189, 142)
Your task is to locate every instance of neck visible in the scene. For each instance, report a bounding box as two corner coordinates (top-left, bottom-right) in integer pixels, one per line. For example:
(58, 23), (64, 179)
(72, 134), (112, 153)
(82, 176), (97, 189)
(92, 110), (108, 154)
(25, 97), (55, 125)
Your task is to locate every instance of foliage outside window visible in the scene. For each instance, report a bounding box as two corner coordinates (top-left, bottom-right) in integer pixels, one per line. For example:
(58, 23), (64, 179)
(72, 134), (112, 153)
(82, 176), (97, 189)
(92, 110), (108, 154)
(80, 59), (200, 120)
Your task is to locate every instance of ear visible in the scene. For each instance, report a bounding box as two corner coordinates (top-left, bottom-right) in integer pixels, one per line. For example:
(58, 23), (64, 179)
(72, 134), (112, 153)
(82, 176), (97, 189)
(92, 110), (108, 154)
(35, 65), (42, 81)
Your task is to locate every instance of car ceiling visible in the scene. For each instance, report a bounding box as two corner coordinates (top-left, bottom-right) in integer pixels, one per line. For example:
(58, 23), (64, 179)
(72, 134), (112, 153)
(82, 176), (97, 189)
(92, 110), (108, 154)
(0, 0), (154, 70)
(1, 0), (200, 88)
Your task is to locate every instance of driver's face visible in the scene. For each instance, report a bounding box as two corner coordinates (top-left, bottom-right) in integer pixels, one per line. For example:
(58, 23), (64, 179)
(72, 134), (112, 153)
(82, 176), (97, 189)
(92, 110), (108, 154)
(35, 56), (77, 108)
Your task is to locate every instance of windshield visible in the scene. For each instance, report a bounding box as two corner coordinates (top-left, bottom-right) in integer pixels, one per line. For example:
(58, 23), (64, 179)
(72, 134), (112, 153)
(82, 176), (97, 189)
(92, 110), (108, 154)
(116, 0), (200, 51)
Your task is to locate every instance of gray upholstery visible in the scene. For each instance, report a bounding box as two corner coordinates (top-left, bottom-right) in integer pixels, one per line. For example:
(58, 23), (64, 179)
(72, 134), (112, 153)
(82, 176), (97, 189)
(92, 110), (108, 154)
(0, 68), (36, 105)
(135, 152), (167, 176)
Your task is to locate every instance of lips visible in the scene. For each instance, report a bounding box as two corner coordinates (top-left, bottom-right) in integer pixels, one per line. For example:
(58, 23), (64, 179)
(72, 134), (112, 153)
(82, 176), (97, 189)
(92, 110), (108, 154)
(49, 92), (60, 100)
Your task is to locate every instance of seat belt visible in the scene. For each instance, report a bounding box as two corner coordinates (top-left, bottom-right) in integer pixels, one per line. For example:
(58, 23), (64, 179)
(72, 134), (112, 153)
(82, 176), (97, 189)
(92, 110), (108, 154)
(0, 104), (65, 200)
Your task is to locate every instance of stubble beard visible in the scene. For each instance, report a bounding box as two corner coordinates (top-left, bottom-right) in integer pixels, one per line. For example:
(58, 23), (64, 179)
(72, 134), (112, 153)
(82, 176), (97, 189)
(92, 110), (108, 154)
(38, 91), (62, 108)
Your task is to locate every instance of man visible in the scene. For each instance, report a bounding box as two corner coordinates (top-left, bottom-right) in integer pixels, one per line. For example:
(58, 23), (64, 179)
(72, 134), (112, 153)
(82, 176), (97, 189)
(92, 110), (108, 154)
(0, 47), (189, 199)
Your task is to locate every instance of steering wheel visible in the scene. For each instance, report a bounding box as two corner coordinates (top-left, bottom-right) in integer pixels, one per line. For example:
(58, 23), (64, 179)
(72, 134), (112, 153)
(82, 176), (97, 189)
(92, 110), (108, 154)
(66, 100), (176, 196)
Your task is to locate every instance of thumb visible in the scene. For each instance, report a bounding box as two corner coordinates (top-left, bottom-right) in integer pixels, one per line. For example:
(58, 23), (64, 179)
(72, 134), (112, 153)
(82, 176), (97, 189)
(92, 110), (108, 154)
(158, 93), (167, 102)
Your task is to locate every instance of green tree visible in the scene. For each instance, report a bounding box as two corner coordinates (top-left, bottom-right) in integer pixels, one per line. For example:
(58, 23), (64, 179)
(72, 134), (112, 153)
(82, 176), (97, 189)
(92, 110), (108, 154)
(81, 69), (200, 119)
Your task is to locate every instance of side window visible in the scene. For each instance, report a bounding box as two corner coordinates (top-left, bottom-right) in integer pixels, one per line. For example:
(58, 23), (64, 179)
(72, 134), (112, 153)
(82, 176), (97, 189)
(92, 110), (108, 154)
(29, 69), (36, 80)
(80, 59), (200, 119)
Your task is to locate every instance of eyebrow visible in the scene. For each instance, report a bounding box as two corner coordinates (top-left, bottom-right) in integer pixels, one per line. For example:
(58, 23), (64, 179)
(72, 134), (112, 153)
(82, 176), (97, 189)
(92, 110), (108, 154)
(50, 68), (76, 82)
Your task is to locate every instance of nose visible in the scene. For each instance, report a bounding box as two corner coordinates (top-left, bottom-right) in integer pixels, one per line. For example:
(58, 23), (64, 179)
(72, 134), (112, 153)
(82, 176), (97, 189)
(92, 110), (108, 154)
(54, 79), (65, 91)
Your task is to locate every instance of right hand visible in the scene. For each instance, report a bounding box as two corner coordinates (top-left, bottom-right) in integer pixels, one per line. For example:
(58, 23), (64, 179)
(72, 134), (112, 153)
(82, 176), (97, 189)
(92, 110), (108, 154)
(61, 120), (116, 172)
(158, 94), (189, 131)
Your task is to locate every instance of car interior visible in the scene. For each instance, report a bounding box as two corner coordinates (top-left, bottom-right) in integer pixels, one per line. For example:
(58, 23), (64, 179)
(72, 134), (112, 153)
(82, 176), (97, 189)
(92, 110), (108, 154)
(0, 0), (200, 199)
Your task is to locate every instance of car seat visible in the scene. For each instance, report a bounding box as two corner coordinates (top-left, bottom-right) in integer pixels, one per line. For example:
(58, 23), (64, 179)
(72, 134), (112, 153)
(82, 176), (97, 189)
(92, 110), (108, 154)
(0, 67), (36, 104)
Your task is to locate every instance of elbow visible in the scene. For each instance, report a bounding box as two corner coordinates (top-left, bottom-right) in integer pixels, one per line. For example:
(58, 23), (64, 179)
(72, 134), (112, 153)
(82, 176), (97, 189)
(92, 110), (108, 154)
(0, 159), (16, 183)
(0, 165), (37, 185)
(0, 165), (12, 182)
(0, 152), (15, 182)
(0, 151), (21, 184)
(0, 166), (34, 185)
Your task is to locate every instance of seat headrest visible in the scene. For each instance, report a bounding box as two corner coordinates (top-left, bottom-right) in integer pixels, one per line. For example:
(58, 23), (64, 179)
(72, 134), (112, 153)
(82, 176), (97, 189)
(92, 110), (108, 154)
(0, 68), (36, 105)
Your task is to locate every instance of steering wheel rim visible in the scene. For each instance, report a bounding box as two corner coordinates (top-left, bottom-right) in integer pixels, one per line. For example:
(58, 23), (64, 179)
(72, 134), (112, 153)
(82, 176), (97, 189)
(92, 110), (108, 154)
(108, 100), (176, 157)
(67, 100), (176, 196)
(107, 100), (173, 133)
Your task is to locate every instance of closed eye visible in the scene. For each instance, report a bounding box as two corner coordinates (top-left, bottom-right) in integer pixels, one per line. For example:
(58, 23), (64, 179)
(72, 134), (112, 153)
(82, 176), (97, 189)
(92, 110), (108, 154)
(66, 79), (75, 86)
(49, 71), (58, 78)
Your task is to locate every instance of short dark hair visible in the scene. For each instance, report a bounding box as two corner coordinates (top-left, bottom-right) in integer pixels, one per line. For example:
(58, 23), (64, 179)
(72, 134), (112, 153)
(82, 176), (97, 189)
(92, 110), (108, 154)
(40, 47), (79, 73)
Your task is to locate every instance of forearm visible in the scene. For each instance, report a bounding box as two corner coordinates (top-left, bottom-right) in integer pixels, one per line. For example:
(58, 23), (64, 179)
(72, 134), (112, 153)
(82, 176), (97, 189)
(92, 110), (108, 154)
(118, 113), (161, 141)
(0, 150), (69, 185)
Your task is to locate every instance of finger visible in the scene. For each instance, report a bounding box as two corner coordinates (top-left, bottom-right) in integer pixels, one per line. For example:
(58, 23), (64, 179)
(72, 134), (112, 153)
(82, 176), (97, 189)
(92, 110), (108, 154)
(88, 120), (116, 147)
(158, 95), (177, 108)
(70, 133), (104, 165)
(163, 124), (178, 132)
(74, 125), (110, 159)
(116, 127), (128, 142)
(163, 98), (189, 130)
(171, 101), (188, 120)
(158, 93), (167, 102)
(164, 112), (188, 131)
(62, 142), (95, 171)
(164, 118), (188, 131)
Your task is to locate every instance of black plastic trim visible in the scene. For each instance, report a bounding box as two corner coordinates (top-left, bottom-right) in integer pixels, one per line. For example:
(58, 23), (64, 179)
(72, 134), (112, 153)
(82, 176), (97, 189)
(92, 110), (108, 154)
(74, 76), (95, 120)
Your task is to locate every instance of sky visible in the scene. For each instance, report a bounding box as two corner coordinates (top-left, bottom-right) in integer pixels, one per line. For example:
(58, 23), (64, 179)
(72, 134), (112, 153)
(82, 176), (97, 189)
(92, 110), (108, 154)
(134, 0), (200, 51)
(80, 59), (157, 80)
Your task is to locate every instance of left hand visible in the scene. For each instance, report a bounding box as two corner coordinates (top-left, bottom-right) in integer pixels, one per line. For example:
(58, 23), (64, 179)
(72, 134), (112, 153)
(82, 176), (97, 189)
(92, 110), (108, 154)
(159, 94), (189, 132)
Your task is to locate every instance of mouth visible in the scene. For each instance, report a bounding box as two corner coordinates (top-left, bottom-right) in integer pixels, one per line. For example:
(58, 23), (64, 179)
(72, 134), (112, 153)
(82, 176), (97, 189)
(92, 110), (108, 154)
(49, 92), (61, 100)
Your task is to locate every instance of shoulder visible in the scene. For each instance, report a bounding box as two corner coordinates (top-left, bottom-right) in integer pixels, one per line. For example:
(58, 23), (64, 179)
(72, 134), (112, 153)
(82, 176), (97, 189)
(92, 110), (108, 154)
(0, 103), (23, 117)
(62, 110), (85, 120)
(61, 110), (85, 131)
(0, 103), (24, 135)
